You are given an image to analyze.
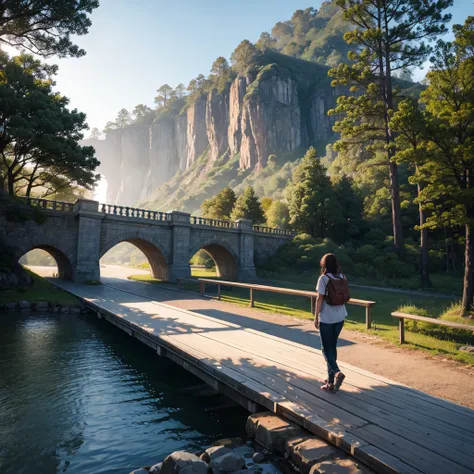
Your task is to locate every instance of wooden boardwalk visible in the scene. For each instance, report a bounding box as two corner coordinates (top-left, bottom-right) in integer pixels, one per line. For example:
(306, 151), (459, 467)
(53, 280), (474, 474)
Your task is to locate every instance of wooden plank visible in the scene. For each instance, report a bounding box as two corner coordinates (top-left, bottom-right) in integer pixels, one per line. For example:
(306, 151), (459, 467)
(351, 424), (474, 474)
(392, 312), (474, 331)
(355, 445), (424, 474)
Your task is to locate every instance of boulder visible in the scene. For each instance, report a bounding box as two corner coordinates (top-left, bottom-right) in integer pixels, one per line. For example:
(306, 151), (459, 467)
(129, 469), (149, 474)
(252, 452), (264, 463)
(70, 307), (81, 314)
(19, 300), (31, 310)
(161, 451), (208, 474)
(209, 453), (245, 473)
(149, 462), (163, 474)
(5, 302), (17, 311)
(460, 345), (474, 353)
(200, 446), (232, 463)
(233, 445), (254, 459)
(35, 301), (49, 311)
(213, 437), (244, 449)
(60, 306), (70, 314)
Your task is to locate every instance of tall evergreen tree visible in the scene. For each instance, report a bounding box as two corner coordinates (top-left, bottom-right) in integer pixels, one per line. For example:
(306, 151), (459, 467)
(330, 0), (453, 258)
(287, 147), (341, 237)
(414, 23), (474, 314)
(231, 186), (265, 223)
(0, 0), (98, 58)
(390, 99), (432, 288)
(115, 109), (132, 128)
(0, 53), (99, 197)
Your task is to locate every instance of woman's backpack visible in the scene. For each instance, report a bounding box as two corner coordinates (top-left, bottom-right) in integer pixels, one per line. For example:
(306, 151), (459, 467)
(325, 275), (350, 306)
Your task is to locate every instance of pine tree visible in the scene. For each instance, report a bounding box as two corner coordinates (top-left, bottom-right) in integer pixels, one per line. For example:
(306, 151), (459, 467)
(390, 99), (432, 288)
(231, 186), (265, 223)
(330, 0), (453, 258)
(287, 147), (341, 237)
(414, 21), (474, 314)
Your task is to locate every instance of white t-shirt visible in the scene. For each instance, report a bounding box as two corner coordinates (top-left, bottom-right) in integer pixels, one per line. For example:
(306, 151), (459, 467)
(316, 273), (348, 324)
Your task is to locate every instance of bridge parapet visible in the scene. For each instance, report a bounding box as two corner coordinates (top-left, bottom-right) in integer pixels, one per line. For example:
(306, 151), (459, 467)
(19, 197), (74, 212)
(253, 225), (295, 236)
(99, 203), (170, 222)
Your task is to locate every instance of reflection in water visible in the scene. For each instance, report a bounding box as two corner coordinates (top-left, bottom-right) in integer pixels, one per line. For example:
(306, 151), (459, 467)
(0, 313), (248, 474)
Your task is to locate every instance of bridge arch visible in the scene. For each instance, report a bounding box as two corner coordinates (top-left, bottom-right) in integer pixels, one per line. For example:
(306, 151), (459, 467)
(100, 232), (170, 281)
(190, 240), (239, 281)
(16, 238), (74, 280)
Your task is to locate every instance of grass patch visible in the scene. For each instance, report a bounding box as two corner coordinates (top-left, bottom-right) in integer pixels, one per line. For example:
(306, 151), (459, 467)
(0, 270), (79, 306)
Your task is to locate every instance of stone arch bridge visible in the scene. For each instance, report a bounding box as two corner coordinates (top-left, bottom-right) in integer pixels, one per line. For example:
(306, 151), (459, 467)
(0, 198), (294, 282)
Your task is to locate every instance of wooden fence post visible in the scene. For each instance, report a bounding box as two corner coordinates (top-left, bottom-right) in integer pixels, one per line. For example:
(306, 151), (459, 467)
(177, 279), (181, 291)
(366, 306), (371, 330)
(200, 281), (204, 296)
(217, 284), (221, 300)
(399, 318), (405, 344)
(250, 288), (254, 307)
(311, 297), (315, 315)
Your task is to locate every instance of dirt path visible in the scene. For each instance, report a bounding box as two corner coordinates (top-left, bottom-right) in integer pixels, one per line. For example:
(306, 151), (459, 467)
(101, 274), (474, 409)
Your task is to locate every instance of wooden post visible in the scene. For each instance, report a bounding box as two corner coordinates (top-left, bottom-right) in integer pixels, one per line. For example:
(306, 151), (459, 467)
(200, 281), (204, 296)
(177, 279), (181, 291)
(311, 297), (315, 315)
(366, 305), (371, 330)
(250, 288), (254, 307)
(399, 318), (405, 344)
(217, 283), (221, 300)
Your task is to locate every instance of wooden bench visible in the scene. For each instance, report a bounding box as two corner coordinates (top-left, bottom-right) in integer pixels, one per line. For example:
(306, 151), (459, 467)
(177, 277), (376, 329)
(391, 311), (474, 344)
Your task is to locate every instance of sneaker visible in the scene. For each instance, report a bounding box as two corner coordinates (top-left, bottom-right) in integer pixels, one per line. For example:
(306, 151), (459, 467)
(320, 379), (335, 392)
(334, 372), (346, 392)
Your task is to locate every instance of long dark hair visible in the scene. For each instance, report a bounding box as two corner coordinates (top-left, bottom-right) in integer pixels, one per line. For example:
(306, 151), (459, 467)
(320, 253), (341, 275)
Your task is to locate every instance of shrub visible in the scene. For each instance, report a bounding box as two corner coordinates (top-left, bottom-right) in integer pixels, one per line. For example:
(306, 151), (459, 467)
(354, 244), (377, 263)
(399, 304), (474, 344)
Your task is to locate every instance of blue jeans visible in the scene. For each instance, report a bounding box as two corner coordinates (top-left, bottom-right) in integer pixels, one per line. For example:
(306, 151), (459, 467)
(319, 321), (344, 384)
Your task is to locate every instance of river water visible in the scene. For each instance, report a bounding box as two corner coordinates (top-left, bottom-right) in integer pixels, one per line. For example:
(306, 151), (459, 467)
(0, 312), (249, 474)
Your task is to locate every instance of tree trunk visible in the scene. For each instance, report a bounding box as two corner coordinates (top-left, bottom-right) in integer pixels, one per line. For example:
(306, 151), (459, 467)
(462, 222), (474, 315)
(417, 183), (431, 288)
(444, 227), (450, 273)
(7, 169), (14, 195)
(388, 159), (404, 258)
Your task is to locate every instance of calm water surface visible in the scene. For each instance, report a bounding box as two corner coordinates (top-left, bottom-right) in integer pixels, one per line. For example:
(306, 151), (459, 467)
(0, 312), (248, 474)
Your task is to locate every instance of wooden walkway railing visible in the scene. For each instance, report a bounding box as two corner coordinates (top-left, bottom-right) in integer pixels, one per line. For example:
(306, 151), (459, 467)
(392, 311), (474, 344)
(177, 278), (376, 329)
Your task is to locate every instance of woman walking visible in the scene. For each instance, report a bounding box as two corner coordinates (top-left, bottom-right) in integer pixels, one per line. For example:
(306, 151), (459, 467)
(314, 253), (349, 392)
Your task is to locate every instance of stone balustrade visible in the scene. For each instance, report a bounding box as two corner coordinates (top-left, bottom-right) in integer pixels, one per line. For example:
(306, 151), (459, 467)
(99, 203), (170, 221)
(19, 197), (74, 212)
(17, 197), (295, 234)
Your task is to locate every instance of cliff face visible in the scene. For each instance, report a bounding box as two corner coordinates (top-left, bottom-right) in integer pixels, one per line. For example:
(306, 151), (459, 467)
(88, 57), (338, 207)
(186, 96), (209, 168)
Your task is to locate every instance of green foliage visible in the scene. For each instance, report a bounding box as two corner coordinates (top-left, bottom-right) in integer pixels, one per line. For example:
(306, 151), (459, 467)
(287, 147), (341, 237)
(0, 0), (98, 58)
(400, 304), (474, 344)
(231, 186), (265, 223)
(261, 234), (354, 273)
(115, 108), (132, 128)
(257, 2), (351, 67)
(0, 53), (100, 198)
(231, 40), (259, 73)
(266, 200), (290, 228)
(190, 250), (215, 269)
(201, 186), (236, 220)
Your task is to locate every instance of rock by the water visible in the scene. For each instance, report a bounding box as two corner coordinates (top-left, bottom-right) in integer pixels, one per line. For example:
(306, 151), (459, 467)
(5, 302), (17, 311)
(213, 437), (244, 449)
(460, 345), (474, 353)
(201, 446), (233, 463)
(210, 453), (245, 472)
(19, 300), (31, 310)
(35, 301), (48, 311)
(161, 451), (208, 474)
(60, 306), (70, 314)
(234, 445), (254, 458)
(129, 469), (149, 474)
(149, 462), (163, 474)
(70, 307), (81, 314)
(252, 452), (265, 463)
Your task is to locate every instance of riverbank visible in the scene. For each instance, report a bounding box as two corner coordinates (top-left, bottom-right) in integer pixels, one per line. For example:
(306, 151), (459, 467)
(0, 269), (80, 309)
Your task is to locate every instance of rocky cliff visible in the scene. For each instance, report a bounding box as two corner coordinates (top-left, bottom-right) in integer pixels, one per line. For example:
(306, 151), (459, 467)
(85, 53), (337, 208)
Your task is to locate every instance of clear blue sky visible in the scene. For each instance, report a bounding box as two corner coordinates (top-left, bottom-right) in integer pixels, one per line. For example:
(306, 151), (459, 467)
(46, 0), (472, 132)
